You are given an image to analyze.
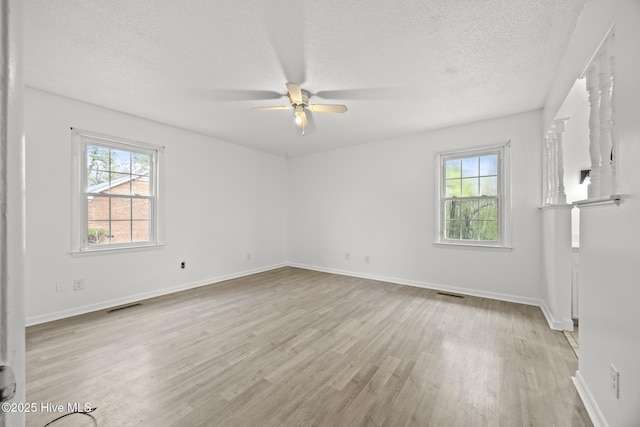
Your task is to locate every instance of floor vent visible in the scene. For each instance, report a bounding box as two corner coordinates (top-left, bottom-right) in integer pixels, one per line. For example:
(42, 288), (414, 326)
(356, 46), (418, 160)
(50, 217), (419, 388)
(107, 303), (142, 313)
(436, 292), (465, 299)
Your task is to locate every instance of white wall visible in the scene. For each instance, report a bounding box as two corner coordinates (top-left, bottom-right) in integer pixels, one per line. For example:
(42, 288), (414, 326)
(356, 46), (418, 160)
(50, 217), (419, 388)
(545, 0), (640, 425)
(25, 88), (288, 324)
(289, 110), (543, 304)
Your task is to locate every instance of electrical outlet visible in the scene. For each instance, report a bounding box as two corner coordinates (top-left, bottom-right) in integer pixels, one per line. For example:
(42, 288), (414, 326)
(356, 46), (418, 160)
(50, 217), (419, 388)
(345, 253), (350, 260)
(180, 261), (186, 269)
(56, 281), (65, 293)
(365, 255), (370, 264)
(73, 279), (85, 291)
(610, 364), (620, 399)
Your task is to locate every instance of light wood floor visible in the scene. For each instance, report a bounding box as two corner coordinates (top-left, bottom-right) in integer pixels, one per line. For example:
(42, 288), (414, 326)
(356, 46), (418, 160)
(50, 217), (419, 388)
(26, 267), (592, 426)
(564, 325), (579, 358)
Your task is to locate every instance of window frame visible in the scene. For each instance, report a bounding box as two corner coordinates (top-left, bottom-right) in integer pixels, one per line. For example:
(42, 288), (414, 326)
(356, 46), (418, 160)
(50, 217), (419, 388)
(435, 142), (511, 248)
(71, 128), (164, 253)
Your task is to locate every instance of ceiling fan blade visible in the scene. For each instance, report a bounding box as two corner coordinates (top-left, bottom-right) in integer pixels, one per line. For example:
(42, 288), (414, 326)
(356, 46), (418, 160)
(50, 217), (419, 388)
(250, 106), (292, 112)
(314, 88), (401, 100)
(304, 109), (317, 133)
(194, 89), (284, 102)
(307, 104), (348, 113)
(286, 82), (303, 104)
(265, 0), (306, 84)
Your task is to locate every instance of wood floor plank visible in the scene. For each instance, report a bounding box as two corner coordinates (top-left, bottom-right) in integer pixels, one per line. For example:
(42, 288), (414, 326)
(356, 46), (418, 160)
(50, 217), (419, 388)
(25, 267), (592, 426)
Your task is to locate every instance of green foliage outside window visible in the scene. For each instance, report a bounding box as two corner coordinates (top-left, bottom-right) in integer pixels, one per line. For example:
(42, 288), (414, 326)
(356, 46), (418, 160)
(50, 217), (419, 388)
(87, 227), (109, 244)
(86, 145), (150, 188)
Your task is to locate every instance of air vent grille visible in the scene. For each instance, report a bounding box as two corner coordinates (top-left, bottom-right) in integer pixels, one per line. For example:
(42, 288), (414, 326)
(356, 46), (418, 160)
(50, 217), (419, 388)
(436, 292), (465, 299)
(107, 303), (142, 313)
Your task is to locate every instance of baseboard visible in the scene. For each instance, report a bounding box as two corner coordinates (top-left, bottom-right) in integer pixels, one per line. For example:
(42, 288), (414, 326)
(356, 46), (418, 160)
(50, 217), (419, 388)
(288, 262), (543, 308)
(573, 371), (609, 427)
(539, 301), (575, 331)
(26, 263), (287, 326)
(27, 262), (566, 332)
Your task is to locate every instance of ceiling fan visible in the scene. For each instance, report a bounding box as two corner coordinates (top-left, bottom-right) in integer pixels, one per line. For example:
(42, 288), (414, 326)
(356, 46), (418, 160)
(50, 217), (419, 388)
(251, 82), (348, 135)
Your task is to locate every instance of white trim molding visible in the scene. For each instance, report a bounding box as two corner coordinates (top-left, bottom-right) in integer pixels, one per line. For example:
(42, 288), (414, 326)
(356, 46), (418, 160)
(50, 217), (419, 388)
(573, 371), (609, 427)
(288, 262), (543, 308)
(26, 263), (286, 326)
(539, 300), (574, 331)
(27, 262), (575, 335)
(291, 262), (570, 331)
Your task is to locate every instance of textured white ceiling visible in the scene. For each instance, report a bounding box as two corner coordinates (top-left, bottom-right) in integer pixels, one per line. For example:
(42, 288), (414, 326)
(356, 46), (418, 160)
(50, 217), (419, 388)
(25, 0), (586, 157)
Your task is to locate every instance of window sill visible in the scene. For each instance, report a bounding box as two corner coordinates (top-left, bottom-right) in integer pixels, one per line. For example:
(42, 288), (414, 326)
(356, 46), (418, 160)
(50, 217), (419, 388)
(71, 243), (164, 257)
(433, 241), (513, 251)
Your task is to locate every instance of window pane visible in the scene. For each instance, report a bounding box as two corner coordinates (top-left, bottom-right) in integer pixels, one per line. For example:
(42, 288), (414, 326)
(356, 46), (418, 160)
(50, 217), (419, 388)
(111, 197), (131, 221)
(106, 173), (132, 194)
(132, 153), (151, 176)
(461, 178), (479, 196)
(445, 179), (461, 197)
(480, 154), (498, 176)
(87, 195), (109, 221)
(479, 176), (497, 196)
(87, 220), (110, 245)
(446, 220), (460, 239)
(445, 159), (461, 179)
(461, 157), (478, 178)
(132, 198), (150, 220)
(479, 200), (498, 220)
(478, 220), (498, 241)
(460, 219), (475, 240)
(110, 220), (132, 243)
(111, 149), (131, 173)
(86, 144), (111, 188)
(446, 200), (498, 241)
(86, 170), (109, 190)
(131, 176), (150, 196)
(460, 200), (479, 221)
(132, 220), (150, 242)
(86, 145), (110, 171)
(445, 200), (460, 220)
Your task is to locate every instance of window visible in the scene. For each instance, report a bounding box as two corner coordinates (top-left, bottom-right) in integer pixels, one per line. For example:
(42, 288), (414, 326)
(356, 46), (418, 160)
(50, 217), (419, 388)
(436, 143), (510, 247)
(72, 129), (163, 252)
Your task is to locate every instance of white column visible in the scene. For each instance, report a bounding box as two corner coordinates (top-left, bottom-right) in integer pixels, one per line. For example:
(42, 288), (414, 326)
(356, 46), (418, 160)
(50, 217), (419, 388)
(543, 134), (550, 205)
(553, 119), (568, 204)
(549, 125), (558, 204)
(609, 34), (617, 195)
(586, 59), (601, 198)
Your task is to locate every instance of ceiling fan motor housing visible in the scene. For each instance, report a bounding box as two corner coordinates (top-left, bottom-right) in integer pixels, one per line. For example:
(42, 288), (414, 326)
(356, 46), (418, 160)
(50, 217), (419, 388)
(290, 89), (310, 107)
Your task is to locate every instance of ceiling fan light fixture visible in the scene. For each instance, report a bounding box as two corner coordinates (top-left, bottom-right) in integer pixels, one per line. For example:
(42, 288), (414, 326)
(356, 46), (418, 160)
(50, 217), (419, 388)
(294, 105), (304, 126)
